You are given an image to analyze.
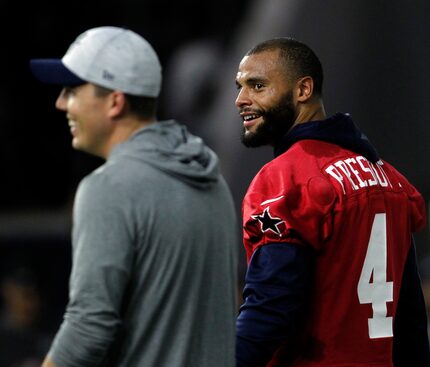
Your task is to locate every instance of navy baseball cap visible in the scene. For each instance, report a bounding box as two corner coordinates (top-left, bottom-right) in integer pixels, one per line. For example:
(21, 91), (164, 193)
(30, 59), (86, 86)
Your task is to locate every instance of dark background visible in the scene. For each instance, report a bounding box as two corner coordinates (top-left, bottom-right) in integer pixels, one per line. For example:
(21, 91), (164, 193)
(0, 0), (429, 361)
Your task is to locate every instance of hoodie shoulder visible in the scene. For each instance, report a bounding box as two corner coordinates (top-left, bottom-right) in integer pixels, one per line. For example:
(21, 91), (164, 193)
(108, 120), (222, 189)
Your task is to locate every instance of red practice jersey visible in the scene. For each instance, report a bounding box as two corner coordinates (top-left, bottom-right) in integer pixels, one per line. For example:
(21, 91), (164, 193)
(242, 139), (426, 366)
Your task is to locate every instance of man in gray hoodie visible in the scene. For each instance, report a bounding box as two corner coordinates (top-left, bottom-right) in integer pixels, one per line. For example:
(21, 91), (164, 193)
(30, 26), (238, 367)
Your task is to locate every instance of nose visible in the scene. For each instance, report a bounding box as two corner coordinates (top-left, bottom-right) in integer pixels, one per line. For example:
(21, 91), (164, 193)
(235, 87), (251, 109)
(55, 89), (68, 111)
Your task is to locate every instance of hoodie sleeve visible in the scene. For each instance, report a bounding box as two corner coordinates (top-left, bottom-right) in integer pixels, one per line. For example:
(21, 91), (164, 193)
(48, 171), (135, 367)
(236, 243), (314, 366)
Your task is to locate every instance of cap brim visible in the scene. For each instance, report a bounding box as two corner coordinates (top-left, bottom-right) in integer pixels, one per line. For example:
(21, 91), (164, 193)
(30, 59), (86, 86)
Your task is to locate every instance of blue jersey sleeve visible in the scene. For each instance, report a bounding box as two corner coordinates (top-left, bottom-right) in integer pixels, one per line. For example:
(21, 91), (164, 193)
(393, 237), (430, 366)
(236, 243), (314, 367)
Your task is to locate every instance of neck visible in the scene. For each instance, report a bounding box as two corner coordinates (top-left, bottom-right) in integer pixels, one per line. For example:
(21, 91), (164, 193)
(101, 117), (156, 159)
(291, 100), (326, 131)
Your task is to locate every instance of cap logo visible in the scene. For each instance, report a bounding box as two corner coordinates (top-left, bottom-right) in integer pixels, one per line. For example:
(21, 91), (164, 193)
(102, 70), (115, 81)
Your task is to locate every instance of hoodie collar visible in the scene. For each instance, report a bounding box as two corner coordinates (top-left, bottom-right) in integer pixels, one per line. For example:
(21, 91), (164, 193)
(273, 112), (379, 163)
(108, 120), (220, 188)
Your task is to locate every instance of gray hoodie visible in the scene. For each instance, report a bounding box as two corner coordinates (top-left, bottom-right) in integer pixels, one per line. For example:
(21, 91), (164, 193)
(49, 120), (239, 367)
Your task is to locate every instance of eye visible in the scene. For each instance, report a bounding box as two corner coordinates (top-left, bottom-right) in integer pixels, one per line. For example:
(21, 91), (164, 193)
(62, 85), (82, 99)
(254, 83), (264, 90)
(62, 86), (75, 97)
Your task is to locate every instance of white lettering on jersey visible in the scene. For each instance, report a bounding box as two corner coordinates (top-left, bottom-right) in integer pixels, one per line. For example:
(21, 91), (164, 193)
(325, 156), (392, 193)
(326, 165), (346, 194)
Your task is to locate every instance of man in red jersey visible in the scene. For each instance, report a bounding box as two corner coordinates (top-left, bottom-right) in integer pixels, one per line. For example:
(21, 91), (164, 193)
(234, 37), (430, 367)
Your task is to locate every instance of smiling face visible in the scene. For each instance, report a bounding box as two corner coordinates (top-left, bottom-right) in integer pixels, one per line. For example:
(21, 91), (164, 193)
(235, 49), (297, 147)
(55, 83), (115, 158)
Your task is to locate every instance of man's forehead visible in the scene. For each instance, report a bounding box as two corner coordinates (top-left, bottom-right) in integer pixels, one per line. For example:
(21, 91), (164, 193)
(239, 50), (281, 68)
(237, 51), (283, 80)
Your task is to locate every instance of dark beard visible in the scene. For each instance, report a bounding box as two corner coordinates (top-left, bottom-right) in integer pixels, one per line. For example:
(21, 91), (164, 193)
(241, 90), (295, 148)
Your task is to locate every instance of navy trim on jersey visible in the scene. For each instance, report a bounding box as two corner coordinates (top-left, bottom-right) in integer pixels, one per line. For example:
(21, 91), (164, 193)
(236, 243), (314, 367)
(393, 238), (430, 366)
(274, 112), (380, 163)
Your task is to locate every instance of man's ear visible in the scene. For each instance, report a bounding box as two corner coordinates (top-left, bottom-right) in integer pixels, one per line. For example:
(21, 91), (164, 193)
(107, 91), (127, 118)
(295, 76), (314, 103)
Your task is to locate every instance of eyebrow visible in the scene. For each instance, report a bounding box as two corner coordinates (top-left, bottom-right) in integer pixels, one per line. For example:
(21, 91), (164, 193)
(236, 76), (268, 87)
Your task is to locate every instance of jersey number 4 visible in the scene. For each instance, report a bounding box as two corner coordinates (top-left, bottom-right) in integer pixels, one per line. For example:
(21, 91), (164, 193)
(357, 213), (394, 339)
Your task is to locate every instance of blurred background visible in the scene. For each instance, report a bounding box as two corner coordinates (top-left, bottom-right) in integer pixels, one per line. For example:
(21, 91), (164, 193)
(1, 0), (429, 364)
